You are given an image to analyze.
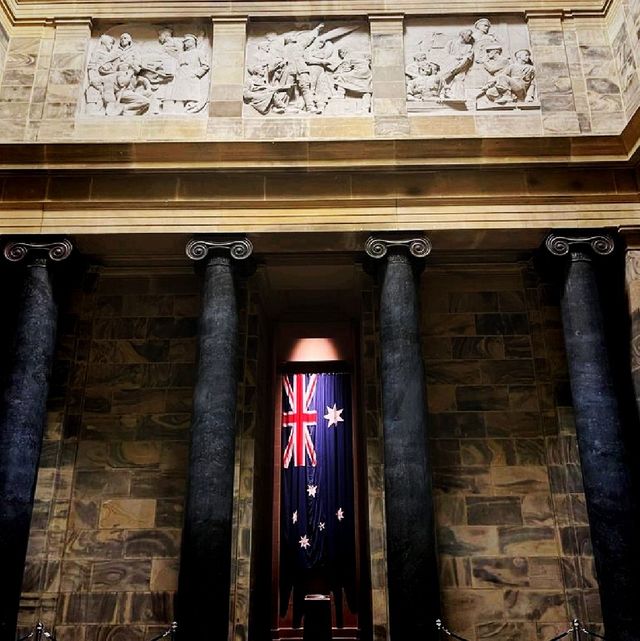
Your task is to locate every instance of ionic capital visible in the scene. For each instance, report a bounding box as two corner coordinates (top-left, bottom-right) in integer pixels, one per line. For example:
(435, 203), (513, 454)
(3, 238), (73, 265)
(545, 233), (614, 261)
(185, 237), (253, 262)
(365, 236), (432, 261)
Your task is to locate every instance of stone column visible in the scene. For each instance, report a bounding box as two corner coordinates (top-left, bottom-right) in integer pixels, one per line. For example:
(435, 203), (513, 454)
(546, 233), (639, 641)
(176, 237), (253, 641)
(0, 238), (72, 641)
(365, 236), (440, 640)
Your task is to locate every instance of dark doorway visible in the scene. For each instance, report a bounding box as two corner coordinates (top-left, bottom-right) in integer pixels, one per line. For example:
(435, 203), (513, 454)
(271, 324), (363, 641)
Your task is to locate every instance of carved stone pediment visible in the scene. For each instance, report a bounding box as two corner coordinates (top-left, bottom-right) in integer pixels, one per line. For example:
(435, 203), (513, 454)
(404, 16), (540, 112)
(81, 23), (211, 117)
(243, 21), (372, 117)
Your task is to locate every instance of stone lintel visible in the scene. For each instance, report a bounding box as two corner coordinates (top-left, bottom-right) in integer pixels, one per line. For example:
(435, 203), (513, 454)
(368, 14), (405, 31)
(620, 226), (640, 250)
(53, 16), (93, 32)
(210, 16), (248, 25)
(525, 9), (564, 25)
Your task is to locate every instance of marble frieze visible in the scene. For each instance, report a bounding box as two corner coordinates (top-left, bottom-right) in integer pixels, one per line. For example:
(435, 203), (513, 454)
(404, 16), (540, 112)
(82, 24), (212, 116)
(243, 21), (372, 116)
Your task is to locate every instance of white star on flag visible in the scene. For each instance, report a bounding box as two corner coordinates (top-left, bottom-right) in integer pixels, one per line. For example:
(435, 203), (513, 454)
(319, 522), (325, 531)
(299, 535), (310, 549)
(307, 484), (317, 498)
(292, 510), (297, 524)
(324, 403), (344, 428)
(336, 507), (344, 521)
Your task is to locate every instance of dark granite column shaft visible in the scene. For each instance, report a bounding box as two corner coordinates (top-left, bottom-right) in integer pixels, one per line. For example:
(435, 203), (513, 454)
(548, 234), (639, 641)
(177, 239), (252, 641)
(0, 240), (71, 641)
(368, 237), (439, 640)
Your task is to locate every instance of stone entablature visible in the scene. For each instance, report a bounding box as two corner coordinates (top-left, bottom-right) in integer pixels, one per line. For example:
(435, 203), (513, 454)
(405, 16), (539, 111)
(82, 24), (211, 116)
(0, 5), (637, 141)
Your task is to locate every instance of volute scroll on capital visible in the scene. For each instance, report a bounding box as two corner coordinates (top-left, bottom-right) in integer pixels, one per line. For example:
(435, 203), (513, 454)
(2, 239), (74, 264)
(185, 238), (254, 262)
(545, 233), (615, 259)
(365, 236), (432, 260)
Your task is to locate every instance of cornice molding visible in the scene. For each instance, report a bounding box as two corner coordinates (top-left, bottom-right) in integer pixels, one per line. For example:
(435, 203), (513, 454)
(0, 127), (636, 169)
(0, 0), (616, 23)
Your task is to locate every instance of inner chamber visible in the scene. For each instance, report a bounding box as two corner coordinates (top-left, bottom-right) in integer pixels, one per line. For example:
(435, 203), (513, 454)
(272, 325), (364, 641)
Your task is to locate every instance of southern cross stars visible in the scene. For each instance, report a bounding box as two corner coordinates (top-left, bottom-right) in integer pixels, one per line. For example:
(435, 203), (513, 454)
(299, 535), (310, 549)
(307, 484), (317, 497)
(292, 510), (298, 524)
(324, 403), (344, 428)
(319, 522), (325, 531)
(336, 507), (344, 521)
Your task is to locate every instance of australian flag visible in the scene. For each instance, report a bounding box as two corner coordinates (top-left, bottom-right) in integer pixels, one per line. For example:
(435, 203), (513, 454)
(279, 372), (357, 627)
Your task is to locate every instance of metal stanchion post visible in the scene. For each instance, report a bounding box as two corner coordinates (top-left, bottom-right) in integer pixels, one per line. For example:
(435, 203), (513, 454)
(303, 595), (331, 641)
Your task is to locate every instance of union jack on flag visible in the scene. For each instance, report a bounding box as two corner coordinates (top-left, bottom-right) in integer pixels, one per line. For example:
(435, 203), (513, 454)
(282, 373), (318, 468)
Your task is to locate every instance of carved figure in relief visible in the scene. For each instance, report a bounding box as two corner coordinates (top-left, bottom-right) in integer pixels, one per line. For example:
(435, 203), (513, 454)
(167, 34), (210, 113)
(479, 43), (509, 76)
(85, 34), (116, 114)
(114, 33), (142, 74)
(332, 47), (372, 111)
(279, 24), (325, 113)
(138, 28), (180, 113)
(441, 29), (474, 99)
(472, 18), (502, 65)
(478, 48), (536, 105)
(244, 23), (371, 115)
(405, 16), (538, 111)
(405, 52), (429, 79)
(304, 37), (336, 113)
(84, 27), (210, 116)
(110, 63), (152, 115)
(243, 63), (286, 114)
(407, 61), (443, 101)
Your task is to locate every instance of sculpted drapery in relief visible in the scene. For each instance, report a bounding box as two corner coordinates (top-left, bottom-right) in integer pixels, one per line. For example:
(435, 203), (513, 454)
(405, 17), (539, 111)
(83, 25), (211, 116)
(244, 22), (372, 116)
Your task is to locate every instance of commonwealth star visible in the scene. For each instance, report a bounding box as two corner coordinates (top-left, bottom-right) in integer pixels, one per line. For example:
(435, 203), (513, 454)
(324, 403), (344, 428)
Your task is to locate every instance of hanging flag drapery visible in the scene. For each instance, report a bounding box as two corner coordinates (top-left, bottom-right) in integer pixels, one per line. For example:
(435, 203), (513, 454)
(279, 372), (357, 628)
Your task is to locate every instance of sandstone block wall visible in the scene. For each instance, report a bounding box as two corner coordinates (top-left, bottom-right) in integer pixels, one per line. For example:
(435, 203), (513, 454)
(19, 270), (201, 641)
(422, 265), (601, 641)
(17, 262), (599, 641)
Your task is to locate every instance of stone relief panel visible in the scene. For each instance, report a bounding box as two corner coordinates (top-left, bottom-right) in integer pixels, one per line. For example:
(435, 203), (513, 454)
(613, 20), (640, 109)
(404, 17), (540, 112)
(82, 24), (211, 116)
(243, 21), (372, 116)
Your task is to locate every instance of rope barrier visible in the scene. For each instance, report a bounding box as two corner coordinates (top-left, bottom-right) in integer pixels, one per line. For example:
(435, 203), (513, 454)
(436, 619), (606, 641)
(17, 622), (56, 641)
(146, 621), (178, 641)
